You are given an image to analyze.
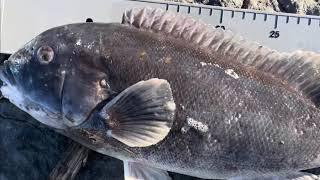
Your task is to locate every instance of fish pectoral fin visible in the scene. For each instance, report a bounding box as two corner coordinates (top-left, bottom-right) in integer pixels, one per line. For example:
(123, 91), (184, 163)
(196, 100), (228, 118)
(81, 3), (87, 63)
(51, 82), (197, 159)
(230, 172), (320, 180)
(123, 161), (172, 180)
(99, 78), (176, 147)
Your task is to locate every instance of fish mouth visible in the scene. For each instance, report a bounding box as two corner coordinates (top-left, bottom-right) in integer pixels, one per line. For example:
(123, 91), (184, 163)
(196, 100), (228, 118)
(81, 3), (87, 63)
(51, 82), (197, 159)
(0, 60), (16, 86)
(0, 72), (66, 129)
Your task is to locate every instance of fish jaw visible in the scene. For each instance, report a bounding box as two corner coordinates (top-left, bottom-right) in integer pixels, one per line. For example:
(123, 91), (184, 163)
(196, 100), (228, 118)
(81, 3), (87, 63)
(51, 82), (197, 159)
(0, 60), (66, 129)
(0, 82), (65, 129)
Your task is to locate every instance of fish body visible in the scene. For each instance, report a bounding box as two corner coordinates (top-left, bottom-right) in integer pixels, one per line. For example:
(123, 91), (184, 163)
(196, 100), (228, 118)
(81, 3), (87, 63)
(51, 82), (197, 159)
(1, 8), (320, 179)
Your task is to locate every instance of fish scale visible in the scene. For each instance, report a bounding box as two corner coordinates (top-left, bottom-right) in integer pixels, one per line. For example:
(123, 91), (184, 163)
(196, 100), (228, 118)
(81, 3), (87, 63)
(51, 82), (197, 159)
(93, 23), (320, 178)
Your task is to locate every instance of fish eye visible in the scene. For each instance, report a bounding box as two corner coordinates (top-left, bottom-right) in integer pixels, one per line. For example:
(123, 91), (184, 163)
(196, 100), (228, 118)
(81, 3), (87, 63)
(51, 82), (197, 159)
(37, 46), (54, 64)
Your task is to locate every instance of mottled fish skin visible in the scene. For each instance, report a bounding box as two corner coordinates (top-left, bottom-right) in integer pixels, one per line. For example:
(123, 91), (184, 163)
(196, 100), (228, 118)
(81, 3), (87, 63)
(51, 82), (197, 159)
(50, 23), (320, 179)
(2, 17), (320, 180)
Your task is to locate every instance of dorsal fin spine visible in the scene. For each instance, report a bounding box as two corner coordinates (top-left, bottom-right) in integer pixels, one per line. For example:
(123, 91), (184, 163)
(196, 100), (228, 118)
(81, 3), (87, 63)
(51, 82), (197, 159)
(122, 7), (320, 107)
(199, 32), (212, 47)
(139, 8), (147, 27)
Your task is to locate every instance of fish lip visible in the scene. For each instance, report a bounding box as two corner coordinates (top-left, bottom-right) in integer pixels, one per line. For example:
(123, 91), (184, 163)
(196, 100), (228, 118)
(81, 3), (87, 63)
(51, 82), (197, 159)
(0, 68), (7, 86)
(0, 64), (6, 83)
(0, 61), (16, 86)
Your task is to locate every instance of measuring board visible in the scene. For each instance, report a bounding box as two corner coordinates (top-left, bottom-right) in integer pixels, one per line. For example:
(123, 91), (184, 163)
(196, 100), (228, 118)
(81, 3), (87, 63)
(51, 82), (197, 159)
(1, 0), (320, 54)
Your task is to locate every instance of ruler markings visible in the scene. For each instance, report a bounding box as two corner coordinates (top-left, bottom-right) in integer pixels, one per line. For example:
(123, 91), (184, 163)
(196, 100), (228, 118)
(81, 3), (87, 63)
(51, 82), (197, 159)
(131, 0), (320, 19)
(139, 0), (319, 52)
(220, 10), (223, 24)
(274, 15), (278, 29)
(161, 0), (320, 26)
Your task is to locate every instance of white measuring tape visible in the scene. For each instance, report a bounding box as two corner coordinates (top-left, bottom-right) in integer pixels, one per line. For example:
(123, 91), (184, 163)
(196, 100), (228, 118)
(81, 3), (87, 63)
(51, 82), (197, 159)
(129, 0), (320, 53)
(1, 0), (319, 53)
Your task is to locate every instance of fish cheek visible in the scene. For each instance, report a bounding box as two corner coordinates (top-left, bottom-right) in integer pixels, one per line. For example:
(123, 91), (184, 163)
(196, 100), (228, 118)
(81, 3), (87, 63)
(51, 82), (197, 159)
(24, 61), (61, 109)
(61, 72), (110, 127)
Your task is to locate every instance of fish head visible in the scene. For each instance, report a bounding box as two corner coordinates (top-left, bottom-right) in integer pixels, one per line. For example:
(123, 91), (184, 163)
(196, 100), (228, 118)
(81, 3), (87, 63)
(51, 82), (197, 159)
(0, 24), (111, 129)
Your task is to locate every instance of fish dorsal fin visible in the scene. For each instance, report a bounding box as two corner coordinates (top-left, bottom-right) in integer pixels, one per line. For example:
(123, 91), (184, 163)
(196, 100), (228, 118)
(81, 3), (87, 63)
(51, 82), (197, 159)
(122, 7), (320, 107)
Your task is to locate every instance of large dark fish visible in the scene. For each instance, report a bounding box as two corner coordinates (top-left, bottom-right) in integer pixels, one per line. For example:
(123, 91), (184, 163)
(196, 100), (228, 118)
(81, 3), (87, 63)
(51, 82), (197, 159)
(1, 7), (320, 180)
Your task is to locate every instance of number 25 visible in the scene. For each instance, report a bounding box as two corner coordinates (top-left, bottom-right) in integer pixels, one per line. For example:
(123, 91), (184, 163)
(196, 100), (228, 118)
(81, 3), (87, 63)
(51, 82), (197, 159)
(269, 30), (280, 38)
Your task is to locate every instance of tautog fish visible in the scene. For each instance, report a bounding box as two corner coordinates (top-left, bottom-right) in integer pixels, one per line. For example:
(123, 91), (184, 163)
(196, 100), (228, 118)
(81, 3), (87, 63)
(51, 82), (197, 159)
(2, 7), (320, 180)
